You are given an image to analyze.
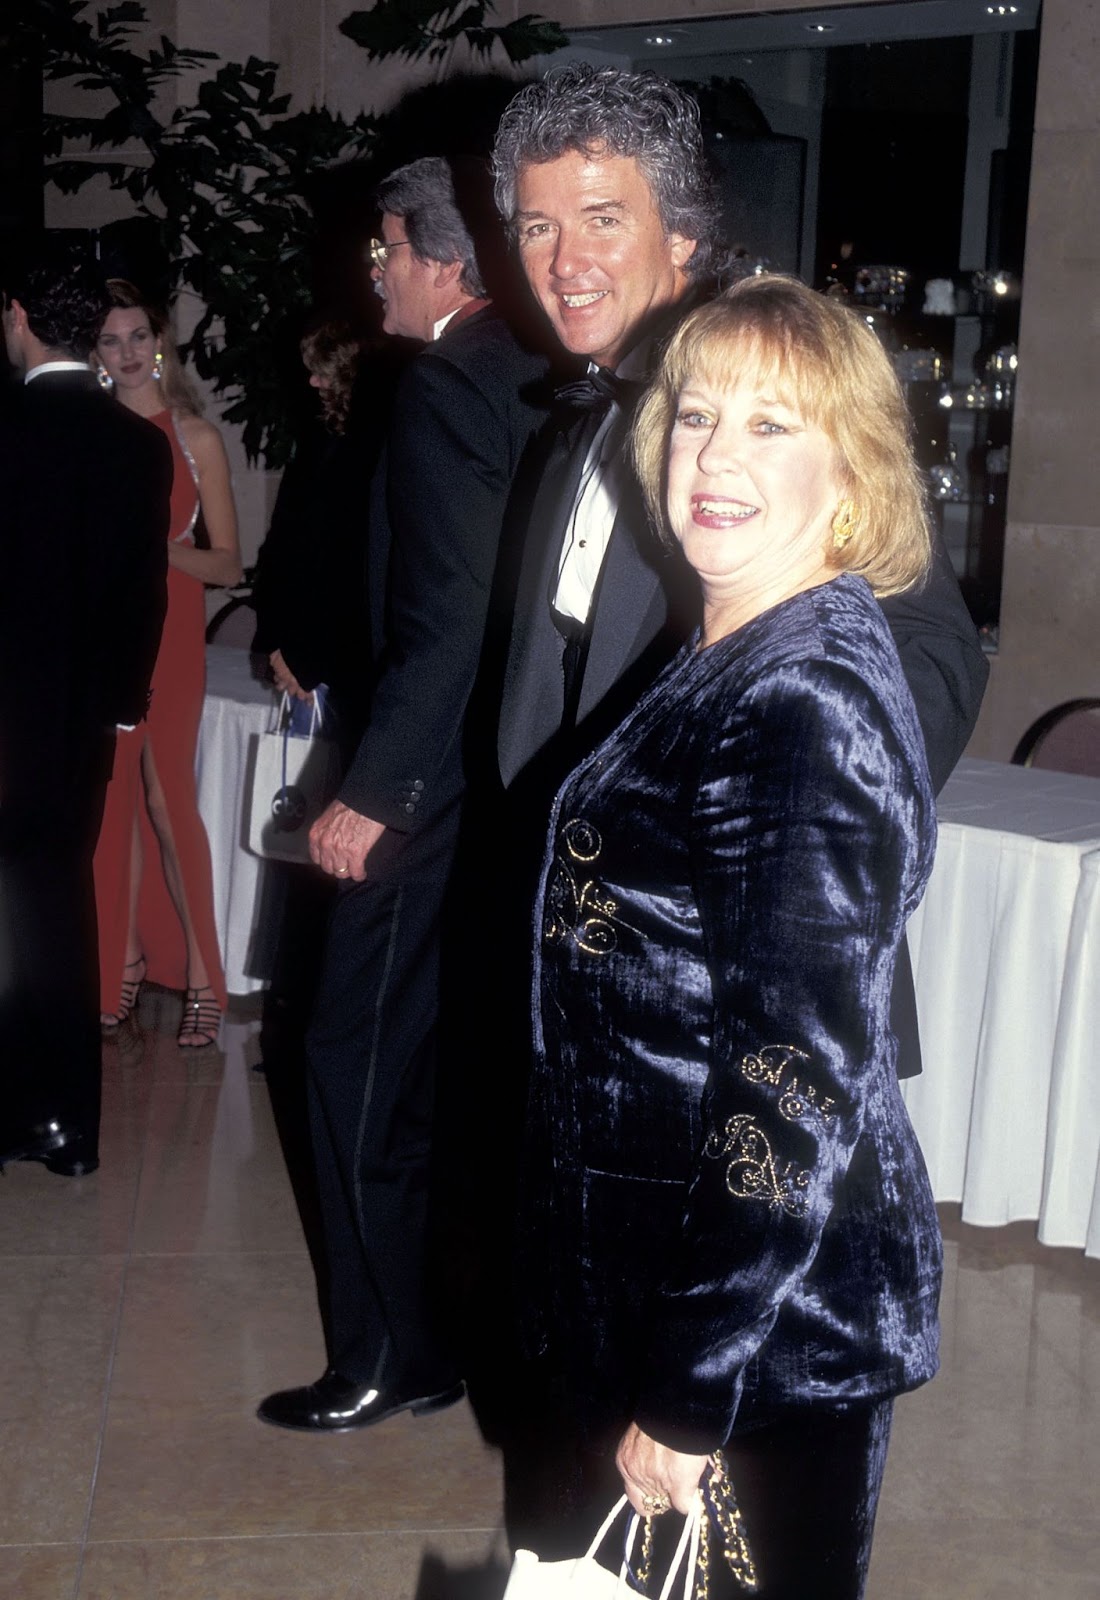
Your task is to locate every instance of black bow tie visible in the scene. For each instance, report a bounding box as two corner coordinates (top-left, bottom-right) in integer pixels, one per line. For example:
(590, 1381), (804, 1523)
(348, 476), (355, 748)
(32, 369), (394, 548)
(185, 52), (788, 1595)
(554, 362), (645, 415)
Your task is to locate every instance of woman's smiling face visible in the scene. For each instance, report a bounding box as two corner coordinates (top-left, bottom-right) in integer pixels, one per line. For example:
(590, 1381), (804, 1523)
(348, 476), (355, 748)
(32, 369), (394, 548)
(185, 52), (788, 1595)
(665, 364), (843, 623)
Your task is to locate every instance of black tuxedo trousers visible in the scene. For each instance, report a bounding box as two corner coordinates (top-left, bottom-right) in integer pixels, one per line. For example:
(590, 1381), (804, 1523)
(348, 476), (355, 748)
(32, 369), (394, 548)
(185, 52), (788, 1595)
(0, 736), (111, 1142)
(306, 871), (453, 1386)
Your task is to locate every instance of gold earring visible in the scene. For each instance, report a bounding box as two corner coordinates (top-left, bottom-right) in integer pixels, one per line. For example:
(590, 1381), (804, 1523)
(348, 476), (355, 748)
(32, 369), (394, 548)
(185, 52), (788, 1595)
(832, 500), (859, 551)
(153, 351), (164, 381)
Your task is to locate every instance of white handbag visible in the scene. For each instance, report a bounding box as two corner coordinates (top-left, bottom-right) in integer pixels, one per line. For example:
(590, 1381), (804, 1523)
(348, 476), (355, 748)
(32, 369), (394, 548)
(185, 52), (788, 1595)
(503, 1495), (702, 1600)
(247, 692), (340, 865)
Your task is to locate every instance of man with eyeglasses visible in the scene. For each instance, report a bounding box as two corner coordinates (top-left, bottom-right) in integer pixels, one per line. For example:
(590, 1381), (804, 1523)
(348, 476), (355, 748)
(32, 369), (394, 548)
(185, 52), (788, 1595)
(257, 155), (551, 1434)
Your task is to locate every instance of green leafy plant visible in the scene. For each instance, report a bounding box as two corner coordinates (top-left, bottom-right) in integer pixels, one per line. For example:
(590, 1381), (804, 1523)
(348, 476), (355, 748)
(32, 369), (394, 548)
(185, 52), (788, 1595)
(339, 0), (566, 66)
(20, 0), (565, 466)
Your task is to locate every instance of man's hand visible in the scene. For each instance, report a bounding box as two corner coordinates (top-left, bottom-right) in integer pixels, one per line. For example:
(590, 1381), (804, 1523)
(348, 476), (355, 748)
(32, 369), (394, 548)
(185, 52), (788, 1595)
(309, 800), (386, 881)
(616, 1422), (709, 1518)
(269, 647), (313, 704)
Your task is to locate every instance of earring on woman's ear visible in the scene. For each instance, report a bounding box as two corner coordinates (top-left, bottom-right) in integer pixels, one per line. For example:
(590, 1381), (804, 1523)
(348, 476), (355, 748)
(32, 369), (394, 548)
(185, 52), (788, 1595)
(96, 364), (114, 392)
(153, 351), (164, 381)
(831, 499), (859, 551)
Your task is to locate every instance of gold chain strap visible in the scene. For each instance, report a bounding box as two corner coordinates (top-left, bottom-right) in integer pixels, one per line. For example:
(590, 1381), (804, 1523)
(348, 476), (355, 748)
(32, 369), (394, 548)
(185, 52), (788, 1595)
(635, 1451), (759, 1598)
(636, 1510), (655, 1592)
(701, 1452), (759, 1593)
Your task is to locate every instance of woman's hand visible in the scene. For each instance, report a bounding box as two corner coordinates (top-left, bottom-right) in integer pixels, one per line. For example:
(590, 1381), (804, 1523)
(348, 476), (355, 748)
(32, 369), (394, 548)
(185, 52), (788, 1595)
(616, 1422), (710, 1518)
(269, 648), (313, 704)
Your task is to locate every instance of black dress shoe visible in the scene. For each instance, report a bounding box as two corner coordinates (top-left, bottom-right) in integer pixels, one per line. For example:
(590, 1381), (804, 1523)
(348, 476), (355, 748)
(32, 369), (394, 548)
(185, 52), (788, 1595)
(0, 1120), (99, 1177)
(257, 1366), (465, 1433)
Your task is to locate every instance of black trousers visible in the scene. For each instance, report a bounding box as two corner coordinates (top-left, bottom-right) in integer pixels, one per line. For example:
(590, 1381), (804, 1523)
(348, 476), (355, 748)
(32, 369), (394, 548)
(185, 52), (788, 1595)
(519, 1399), (894, 1600)
(0, 756), (109, 1152)
(704, 1402), (893, 1600)
(304, 870), (458, 1390)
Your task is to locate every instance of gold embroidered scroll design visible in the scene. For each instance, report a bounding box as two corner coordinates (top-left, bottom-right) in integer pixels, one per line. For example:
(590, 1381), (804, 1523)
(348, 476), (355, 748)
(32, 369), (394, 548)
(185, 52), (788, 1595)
(543, 819), (638, 957)
(740, 1044), (836, 1126)
(704, 1114), (811, 1217)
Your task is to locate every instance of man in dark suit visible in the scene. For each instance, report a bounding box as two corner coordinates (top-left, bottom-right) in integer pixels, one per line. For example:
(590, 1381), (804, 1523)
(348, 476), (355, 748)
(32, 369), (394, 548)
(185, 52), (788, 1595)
(489, 64), (989, 1072)
(0, 243), (170, 1176)
(479, 63), (989, 1552)
(257, 157), (550, 1432)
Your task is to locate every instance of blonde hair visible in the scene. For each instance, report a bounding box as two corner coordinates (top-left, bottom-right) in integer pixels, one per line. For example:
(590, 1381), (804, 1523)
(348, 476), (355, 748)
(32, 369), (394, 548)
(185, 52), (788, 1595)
(99, 278), (204, 417)
(633, 274), (932, 598)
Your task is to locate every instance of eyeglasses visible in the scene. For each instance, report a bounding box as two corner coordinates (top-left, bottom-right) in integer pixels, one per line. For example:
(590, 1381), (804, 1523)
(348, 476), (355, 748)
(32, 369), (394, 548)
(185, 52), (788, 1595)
(368, 237), (411, 270)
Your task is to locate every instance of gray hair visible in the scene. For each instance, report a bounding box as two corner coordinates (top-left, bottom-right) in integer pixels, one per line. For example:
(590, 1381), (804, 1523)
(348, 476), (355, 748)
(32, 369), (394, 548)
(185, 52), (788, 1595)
(376, 156), (486, 299)
(492, 65), (722, 281)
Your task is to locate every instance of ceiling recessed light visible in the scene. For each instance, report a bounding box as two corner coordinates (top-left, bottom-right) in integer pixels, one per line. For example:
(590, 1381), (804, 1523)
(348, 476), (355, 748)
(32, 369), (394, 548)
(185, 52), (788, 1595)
(805, 22), (836, 32)
(645, 35), (678, 47)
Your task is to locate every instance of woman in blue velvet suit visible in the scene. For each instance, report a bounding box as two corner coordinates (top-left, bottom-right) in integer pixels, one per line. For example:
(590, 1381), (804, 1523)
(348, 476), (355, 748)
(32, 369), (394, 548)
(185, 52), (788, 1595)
(526, 276), (942, 1597)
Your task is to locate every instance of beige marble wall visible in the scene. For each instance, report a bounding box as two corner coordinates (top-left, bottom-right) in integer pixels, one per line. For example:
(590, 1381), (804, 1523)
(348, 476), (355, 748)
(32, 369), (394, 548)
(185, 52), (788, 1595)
(968, 0), (1100, 758)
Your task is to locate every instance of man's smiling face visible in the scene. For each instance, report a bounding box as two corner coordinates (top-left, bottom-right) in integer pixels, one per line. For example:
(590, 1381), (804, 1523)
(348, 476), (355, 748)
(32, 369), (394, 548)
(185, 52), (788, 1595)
(513, 149), (696, 371)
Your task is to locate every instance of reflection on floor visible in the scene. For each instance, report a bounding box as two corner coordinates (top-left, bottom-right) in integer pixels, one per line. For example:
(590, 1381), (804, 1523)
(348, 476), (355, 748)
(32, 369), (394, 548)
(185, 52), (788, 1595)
(1, 988), (1097, 1599)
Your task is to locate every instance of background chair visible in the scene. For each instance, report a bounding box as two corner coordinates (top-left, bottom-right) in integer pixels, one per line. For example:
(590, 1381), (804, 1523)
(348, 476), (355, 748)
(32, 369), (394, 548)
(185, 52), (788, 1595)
(205, 567), (256, 647)
(1011, 698), (1100, 776)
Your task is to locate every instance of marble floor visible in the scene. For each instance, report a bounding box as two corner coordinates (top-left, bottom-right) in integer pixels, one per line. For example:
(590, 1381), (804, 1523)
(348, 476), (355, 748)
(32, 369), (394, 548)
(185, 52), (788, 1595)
(1, 988), (1097, 1600)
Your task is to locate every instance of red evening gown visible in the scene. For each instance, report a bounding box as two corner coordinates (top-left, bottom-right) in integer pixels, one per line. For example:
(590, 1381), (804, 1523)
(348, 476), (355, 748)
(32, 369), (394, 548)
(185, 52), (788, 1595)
(93, 409), (228, 1014)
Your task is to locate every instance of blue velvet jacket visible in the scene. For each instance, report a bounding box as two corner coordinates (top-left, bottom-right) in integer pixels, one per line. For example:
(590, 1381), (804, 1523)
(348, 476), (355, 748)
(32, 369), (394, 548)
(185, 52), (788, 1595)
(528, 574), (942, 1456)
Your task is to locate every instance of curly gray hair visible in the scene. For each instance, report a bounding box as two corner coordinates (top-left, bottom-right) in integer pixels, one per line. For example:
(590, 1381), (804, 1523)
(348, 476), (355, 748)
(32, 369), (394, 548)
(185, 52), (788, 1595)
(492, 65), (722, 281)
(376, 156), (486, 299)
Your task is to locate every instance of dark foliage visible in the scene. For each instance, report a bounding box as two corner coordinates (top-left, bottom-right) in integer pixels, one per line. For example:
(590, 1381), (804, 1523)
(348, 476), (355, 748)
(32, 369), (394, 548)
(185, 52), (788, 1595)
(20, 0), (564, 466)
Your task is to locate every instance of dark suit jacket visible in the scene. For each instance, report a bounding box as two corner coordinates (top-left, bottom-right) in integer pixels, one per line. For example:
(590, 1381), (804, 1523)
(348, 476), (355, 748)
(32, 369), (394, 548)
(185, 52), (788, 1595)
(336, 305), (550, 880)
(529, 576), (942, 1451)
(0, 370), (170, 845)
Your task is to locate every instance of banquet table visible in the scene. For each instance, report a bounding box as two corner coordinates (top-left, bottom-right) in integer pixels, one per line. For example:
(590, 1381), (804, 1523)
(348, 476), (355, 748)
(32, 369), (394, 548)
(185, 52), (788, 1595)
(196, 660), (1100, 1255)
(903, 757), (1100, 1258)
(196, 645), (282, 995)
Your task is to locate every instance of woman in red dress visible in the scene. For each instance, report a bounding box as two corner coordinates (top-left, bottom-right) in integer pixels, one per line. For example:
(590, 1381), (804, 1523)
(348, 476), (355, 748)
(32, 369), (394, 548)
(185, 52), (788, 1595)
(92, 280), (243, 1046)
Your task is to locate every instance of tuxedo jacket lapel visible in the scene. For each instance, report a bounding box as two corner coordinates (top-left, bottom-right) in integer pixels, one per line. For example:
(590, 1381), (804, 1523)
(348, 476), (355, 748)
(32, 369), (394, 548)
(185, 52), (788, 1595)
(577, 486), (668, 729)
(497, 409), (600, 787)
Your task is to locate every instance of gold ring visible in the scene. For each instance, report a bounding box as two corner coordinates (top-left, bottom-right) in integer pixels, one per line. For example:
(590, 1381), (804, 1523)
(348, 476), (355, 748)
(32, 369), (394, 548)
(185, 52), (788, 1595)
(335, 866), (349, 875)
(641, 1492), (670, 1516)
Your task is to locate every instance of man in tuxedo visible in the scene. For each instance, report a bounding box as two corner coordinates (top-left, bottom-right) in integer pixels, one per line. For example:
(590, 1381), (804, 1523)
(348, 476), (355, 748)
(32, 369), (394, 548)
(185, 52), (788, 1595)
(479, 62), (989, 1552)
(257, 157), (550, 1432)
(489, 63), (989, 1069)
(0, 243), (170, 1176)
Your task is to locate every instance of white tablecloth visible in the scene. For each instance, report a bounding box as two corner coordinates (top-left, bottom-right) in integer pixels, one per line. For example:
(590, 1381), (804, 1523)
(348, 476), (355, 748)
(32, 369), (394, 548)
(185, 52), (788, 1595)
(903, 757), (1100, 1257)
(196, 646), (282, 995)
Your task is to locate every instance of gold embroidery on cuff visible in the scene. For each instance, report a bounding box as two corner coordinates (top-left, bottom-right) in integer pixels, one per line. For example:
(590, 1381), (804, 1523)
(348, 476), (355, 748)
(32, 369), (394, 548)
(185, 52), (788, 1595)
(779, 1078), (837, 1125)
(740, 1043), (809, 1088)
(704, 1114), (811, 1218)
(739, 1045), (836, 1124)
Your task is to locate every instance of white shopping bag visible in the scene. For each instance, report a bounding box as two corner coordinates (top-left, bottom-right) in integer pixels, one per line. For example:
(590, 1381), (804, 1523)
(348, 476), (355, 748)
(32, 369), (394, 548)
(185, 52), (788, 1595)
(247, 693), (340, 865)
(503, 1496), (700, 1600)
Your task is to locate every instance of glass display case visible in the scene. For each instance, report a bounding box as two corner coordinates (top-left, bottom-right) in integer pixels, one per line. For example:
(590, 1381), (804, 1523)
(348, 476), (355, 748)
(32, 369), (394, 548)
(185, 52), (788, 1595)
(847, 268), (1020, 650)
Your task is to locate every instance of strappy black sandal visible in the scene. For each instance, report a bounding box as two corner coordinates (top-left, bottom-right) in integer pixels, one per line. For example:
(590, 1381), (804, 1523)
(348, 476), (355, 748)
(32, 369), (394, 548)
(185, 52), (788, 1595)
(177, 985), (222, 1049)
(101, 954), (146, 1030)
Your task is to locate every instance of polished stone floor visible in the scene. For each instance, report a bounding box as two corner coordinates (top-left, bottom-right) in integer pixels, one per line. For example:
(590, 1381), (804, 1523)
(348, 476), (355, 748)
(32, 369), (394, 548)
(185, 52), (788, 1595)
(2, 988), (1097, 1599)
